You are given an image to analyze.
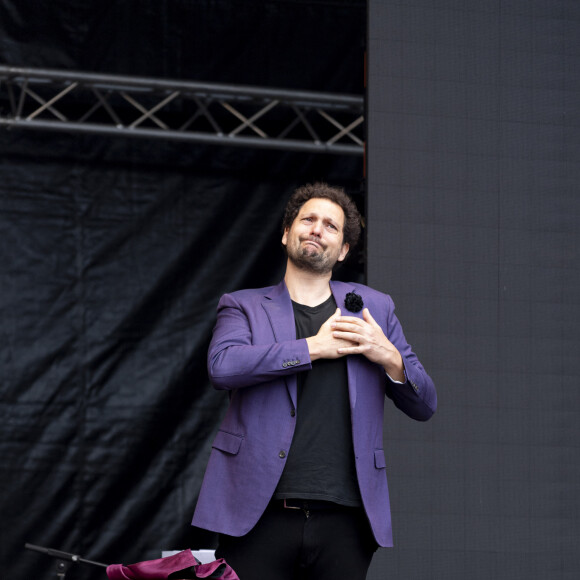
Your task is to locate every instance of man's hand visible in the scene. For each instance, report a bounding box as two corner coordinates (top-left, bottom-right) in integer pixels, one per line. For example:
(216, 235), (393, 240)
(306, 308), (354, 361)
(331, 308), (405, 381)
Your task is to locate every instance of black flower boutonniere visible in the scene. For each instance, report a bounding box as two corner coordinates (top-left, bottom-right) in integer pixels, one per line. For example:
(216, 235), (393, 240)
(344, 291), (364, 313)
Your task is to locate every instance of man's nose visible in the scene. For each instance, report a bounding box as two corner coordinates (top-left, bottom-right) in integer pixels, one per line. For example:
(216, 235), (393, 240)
(310, 221), (322, 235)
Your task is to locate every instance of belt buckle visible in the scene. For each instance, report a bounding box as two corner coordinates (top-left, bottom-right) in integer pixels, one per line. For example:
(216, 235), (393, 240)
(283, 499), (302, 510)
(283, 498), (310, 518)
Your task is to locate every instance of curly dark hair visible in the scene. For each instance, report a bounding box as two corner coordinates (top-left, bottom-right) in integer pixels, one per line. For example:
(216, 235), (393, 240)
(281, 182), (362, 249)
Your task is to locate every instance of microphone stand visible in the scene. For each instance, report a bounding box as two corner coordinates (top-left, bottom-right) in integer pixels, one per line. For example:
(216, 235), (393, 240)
(25, 543), (109, 580)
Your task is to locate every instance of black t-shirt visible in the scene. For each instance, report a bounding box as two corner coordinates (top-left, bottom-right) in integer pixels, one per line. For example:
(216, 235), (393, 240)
(273, 295), (362, 506)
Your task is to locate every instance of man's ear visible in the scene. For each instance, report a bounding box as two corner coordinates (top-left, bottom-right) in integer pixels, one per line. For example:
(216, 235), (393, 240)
(281, 228), (289, 247)
(338, 242), (350, 262)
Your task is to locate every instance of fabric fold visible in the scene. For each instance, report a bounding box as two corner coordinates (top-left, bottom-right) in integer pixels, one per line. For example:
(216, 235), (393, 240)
(106, 549), (239, 580)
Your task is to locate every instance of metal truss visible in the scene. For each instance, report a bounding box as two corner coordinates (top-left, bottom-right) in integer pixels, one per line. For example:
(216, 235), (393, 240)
(0, 65), (364, 156)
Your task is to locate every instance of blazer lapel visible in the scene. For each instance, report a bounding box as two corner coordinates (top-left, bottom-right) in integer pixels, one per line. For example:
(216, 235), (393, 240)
(262, 280), (298, 408)
(262, 280), (295, 343)
(330, 280), (364, 410)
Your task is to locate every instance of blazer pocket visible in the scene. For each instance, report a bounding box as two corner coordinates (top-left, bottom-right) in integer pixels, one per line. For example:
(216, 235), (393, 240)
(212, 430), (244, 455)
(374, 449), (386, 469)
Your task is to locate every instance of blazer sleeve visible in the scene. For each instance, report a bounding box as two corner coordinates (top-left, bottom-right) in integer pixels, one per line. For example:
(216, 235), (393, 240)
(207, 292), (312, 390)
(384, 294), (437, 421)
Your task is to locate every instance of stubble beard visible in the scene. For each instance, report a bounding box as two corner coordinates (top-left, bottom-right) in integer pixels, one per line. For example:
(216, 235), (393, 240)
(287, 238), (336, 274)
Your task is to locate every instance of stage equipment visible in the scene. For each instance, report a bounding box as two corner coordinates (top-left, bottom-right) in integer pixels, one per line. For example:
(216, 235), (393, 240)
(0, 65), (363, 155)
(25, 543), (108, 580)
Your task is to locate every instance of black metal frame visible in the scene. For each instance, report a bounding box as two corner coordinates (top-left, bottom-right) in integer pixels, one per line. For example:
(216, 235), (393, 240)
(0, 65), (364, 155)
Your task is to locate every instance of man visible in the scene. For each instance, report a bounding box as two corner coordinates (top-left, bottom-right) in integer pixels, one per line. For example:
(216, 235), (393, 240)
(192, 182), (437, 580)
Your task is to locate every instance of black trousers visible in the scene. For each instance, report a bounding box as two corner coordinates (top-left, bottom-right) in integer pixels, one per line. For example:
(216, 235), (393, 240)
(215, 500), (378, 580)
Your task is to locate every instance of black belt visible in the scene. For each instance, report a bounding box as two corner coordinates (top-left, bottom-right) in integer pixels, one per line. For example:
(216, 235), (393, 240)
(276, 498), (353, 511)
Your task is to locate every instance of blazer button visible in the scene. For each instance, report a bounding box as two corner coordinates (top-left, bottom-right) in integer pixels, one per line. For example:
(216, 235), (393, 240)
(282, 362), (288, 368)
(279, 450), (287, 459)
(290, 409), (296, 417)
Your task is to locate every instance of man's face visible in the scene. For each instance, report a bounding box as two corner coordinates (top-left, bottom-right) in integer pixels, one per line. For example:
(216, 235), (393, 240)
(282, 197), (349, 274)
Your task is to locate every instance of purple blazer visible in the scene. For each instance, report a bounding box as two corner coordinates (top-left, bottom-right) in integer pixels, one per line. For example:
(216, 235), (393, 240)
(192, 279), (436, 547)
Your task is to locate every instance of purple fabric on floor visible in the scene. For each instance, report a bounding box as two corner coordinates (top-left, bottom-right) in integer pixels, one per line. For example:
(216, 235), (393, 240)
(106, 549), (239, 580)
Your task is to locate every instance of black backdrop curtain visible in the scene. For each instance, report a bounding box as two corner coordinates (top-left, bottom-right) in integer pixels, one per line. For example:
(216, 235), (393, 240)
(0, 2), (365, 579)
